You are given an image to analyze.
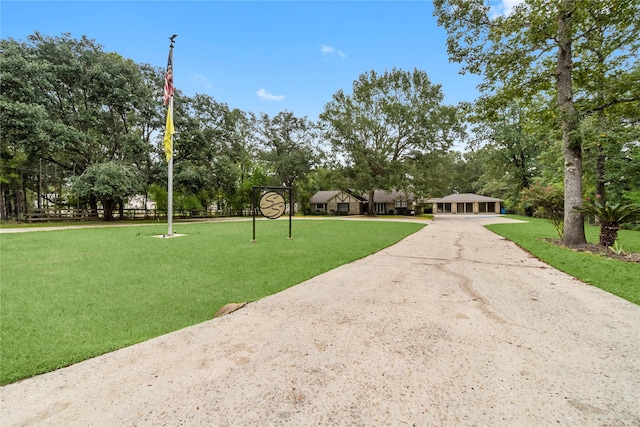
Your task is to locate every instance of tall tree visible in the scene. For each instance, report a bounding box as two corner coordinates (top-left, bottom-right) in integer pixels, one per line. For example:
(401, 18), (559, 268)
(574, 6), (640, 204)
(1, 33), (156, 218)
(434, 0), (638, 245)
(254, 111), (320, 200)
(73, 162), (142, 220)
(0, 37), (52, 217)
(320, 68), (459, 215)
(169, 94), (256, 212)
(467, 99), (545, 205)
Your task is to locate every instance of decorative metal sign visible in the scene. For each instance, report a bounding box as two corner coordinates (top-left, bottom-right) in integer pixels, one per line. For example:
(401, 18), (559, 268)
(251, 186), (293, 241)
(258, 191), (286, 219)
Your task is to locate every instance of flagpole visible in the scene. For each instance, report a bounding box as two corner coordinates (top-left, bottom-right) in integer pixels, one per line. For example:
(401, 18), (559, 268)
(166, 35), (177, 236)
(167, 94), (174, 236)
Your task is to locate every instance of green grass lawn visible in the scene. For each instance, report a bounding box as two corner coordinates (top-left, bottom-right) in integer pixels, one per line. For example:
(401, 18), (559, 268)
(486, 216), (640, 306)
(0, 219), (424, 385)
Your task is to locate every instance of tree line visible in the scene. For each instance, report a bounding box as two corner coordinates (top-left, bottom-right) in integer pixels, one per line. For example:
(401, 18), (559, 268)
(2, 0), (639, 248)
(0, 32), (462, 221)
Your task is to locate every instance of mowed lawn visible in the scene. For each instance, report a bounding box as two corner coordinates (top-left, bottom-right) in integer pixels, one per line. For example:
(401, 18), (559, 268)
(486, 216), (640, 305)
(0, 219), (425, 385)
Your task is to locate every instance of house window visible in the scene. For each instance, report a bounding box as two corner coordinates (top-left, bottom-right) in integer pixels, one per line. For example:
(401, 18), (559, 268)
(337, 203), (349, 212)
(395, 200), (407, 208)
(316, 203), (325, 211)
(375, 203), (386, 213)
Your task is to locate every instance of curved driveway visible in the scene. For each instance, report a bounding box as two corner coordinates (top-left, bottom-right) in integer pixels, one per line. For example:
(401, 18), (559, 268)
(2, 215), (639, 426)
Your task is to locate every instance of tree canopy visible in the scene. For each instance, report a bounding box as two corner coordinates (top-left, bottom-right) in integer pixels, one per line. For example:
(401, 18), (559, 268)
(320, 68), (461, 215)
(434, 0), (639, 244)
(2, 29), (637, 224)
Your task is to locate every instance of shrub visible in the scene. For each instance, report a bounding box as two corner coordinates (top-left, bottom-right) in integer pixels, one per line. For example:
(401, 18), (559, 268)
(520, 183), (564, 238)
(574, 202), (640, 247)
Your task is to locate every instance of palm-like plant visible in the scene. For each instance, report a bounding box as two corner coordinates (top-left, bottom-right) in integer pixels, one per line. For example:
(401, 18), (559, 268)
(574, 202), (640, 247)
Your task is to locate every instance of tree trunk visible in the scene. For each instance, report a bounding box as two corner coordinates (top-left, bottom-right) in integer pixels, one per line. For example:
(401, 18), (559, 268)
(595, 108), (606, 204)
(0, 184), (5, 221)
(16, 189), (24, 220)
(595, 145), (606, 204)
(599, 222), (618, 248)
(89, 195), (99, 218)
(103, 199), (115, 221)
(367, 190), (375, 216)
(557, 0), (586, 246)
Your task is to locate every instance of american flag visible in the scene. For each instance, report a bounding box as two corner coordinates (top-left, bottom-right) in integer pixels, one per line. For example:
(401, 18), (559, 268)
(163, 51), (174, 106)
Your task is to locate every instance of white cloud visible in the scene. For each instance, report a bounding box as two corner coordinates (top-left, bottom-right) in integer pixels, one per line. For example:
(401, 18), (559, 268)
(489, 0), (525, 19)
(256, 88), (285, 101)
(320, 44), (346, 59)
(193, 74), (213, 89)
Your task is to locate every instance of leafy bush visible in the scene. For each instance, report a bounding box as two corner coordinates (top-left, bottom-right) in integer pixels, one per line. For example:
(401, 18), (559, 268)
(148, 183), (167, 210)
(574, 201), (640, 247)
(520, 183), (564, 238)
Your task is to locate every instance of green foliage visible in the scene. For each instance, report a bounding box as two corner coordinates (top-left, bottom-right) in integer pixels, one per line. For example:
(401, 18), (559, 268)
(448, 150), (482, 194)
(575, 201), (640, 225)
(520, 183), (564, 238)
(622, 191), (640, 206)
(255, 111), (320, 195)
(174, 193), (203, 211)
(0, 220), (424, 384)
(614, 144), (640, 204)
(434, 0), (639, 245)
(73, 162), (142, 220)
(464, 99), (549, 207)
(608, 241), (624, 255)
(574, 201), (640, 247)
(520, 183), (564, 217)
(1, 33), (159, 217)
(321, 68), (461, 214)
(0, 32), (264, 220)
(148, 183), (168, 210)
(173, 95), (255, 210)
(296, 166), (349, 212)
(74, 162), (141, 201)
(580, 113), (640, 205)
(229, 165), (271, 212)
(407, 150), (462, 199)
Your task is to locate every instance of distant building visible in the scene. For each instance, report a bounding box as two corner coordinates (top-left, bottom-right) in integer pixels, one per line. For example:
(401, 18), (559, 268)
(368, 190), (416, 215)
(308, 189), (416, 215)
(309, 190), (367, 215)
(426, 193), (503, 214)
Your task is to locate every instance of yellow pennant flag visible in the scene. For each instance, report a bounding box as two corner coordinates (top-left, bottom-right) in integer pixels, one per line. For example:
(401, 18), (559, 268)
(163, 105), (174, 162)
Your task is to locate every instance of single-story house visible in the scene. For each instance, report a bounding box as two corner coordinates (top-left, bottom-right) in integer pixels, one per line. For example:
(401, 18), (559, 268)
(368, 190), (416, 215)
(308, 189), (415, 215)
(426, 193), (503, 214)
(309, 190), (367, 215)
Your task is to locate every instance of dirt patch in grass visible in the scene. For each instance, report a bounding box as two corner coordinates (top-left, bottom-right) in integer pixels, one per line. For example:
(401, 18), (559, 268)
(544, 238), (640, 263)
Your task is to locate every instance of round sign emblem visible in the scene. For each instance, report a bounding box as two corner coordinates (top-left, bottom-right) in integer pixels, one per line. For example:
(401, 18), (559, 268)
(259, 191), (286, 219)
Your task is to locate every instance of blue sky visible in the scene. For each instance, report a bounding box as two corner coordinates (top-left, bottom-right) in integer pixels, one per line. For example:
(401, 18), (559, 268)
(1, 1), (517, 121)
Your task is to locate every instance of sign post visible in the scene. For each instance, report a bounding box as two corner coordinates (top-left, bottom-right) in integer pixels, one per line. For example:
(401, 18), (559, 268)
(251, 186), (293, 242)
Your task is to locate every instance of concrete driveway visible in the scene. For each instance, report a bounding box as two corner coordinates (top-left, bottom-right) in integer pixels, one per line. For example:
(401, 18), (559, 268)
(2, 215), (639, 426)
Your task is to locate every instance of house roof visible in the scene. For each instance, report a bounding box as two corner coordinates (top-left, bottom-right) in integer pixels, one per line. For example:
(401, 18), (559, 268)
(309, 190), (342, 204)
(310, 189), (412, 203)
(426, 193), (503, 203)
(309, 190), (367, 204)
